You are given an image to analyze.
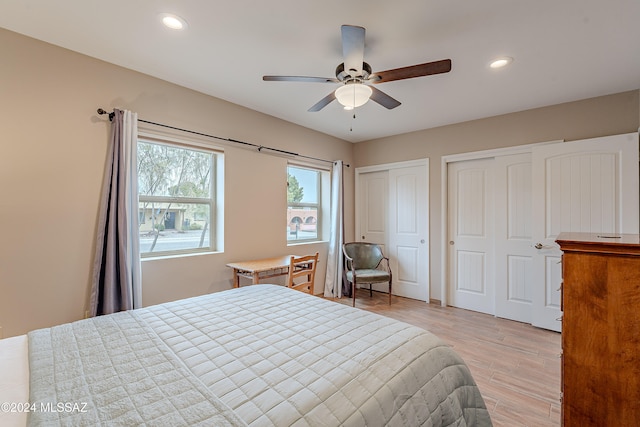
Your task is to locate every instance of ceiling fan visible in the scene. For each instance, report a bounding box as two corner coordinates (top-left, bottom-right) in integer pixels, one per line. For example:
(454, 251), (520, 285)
(263, 25), (452, 112)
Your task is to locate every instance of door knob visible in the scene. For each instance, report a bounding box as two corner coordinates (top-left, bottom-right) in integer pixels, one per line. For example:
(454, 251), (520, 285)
(535, 243), (554, 250)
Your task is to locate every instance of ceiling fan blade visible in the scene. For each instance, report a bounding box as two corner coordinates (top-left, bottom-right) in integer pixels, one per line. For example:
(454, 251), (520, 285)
(341, 25), (365, 77)
(263, 75), (339, 83)
(369, 59), (452, 83)
(308, 91), (336, 112)
(369, 86), (401, 109)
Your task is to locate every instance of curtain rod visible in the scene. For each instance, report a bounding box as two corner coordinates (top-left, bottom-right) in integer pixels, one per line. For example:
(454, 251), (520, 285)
(97, 108), (349, 167)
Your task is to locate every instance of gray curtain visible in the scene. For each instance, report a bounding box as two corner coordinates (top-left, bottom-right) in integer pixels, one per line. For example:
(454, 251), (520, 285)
(89, 109), (142, 316)
(324, 160), (344, 297)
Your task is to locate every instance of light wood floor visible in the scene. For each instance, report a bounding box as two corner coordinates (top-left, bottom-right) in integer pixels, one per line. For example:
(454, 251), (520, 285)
(329, 290), (561, 426)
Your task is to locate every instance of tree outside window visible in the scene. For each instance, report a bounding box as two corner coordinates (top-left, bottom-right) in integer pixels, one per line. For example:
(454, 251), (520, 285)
(138, 139), (216, 256)
(287, 165), (320, 242)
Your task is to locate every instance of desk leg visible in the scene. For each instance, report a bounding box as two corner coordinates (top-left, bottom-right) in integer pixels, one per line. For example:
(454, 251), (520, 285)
(233, 269), (239, 288)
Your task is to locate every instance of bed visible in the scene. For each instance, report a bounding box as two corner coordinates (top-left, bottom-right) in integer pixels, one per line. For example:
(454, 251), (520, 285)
(0, 285), (491, 426)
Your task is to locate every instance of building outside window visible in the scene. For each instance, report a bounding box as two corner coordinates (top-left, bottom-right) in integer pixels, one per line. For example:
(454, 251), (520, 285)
(287, 165), (322, 242)
(138, 138), (217, 257)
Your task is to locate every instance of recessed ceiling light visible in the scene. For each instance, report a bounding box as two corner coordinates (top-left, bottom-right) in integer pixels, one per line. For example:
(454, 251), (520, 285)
(160, 13), (187, 30)
(489, 56), (513, 69)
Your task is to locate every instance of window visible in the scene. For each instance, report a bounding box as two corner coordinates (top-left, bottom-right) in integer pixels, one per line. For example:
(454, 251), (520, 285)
(138, 138), (218, 257)
(287, 165), (322, 242)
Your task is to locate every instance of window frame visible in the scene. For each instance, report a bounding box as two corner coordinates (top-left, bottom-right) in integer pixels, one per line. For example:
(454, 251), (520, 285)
(137, 131), (223, 258)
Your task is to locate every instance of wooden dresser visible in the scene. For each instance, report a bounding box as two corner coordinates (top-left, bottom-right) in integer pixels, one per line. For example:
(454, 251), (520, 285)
(556, 232), (640, 426)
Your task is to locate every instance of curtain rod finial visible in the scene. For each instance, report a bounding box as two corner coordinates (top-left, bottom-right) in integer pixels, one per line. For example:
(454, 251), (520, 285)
(97, 108), (115, 121)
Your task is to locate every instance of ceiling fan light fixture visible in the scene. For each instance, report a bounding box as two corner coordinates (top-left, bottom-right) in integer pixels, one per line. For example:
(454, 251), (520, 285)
(335, 83), (372, 109)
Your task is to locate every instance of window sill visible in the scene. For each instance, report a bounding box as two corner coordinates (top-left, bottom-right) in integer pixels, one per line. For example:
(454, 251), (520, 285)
(287, 240), (329, 247)
(141, 250), (221, 261)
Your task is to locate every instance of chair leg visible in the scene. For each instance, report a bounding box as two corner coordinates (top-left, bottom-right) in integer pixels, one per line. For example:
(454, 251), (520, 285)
(388, 280), (392, 305)
(352, 282), (356, 307)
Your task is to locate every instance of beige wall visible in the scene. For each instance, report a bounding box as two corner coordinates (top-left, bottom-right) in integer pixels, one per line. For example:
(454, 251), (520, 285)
(0, 29), (354, 338)
(1, 28), (638, 338)
(353, 90), (640, 301)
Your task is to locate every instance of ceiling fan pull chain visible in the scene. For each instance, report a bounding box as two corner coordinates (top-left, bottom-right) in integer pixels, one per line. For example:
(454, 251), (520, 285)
(351, 86), (356, 131)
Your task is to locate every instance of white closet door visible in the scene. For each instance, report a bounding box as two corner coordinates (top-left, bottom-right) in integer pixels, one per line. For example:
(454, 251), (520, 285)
(357, 170), (388, 247)
(387, 164), (429, 301)
(531, 133), (639, 331)
(356, 161), (430, 301)
(448, 158), (495, 314)
(494, 153), (534, 323)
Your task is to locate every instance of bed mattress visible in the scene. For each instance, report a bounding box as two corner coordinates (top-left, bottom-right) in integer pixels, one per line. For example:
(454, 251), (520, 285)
(14, 284), (491, 426)
(0, 335), (29, 427)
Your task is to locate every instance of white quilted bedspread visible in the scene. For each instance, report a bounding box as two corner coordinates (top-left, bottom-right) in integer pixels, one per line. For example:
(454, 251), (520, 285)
(28, 285), (491, 426)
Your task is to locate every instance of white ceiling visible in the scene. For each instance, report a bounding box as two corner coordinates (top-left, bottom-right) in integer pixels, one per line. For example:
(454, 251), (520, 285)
(1, 0), (638, 142)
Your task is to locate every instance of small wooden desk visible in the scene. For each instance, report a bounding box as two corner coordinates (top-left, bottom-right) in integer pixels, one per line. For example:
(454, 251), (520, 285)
(226, 256), (293, 287)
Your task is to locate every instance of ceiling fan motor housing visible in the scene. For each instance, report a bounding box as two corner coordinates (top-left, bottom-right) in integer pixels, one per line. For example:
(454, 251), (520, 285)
(336, 62), (372, 82)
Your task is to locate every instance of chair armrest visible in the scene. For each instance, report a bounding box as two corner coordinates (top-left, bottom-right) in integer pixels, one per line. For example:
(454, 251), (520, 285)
(343, 252), (355, 272)
(376, 256), (391, 273)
